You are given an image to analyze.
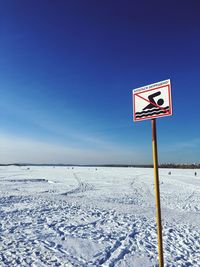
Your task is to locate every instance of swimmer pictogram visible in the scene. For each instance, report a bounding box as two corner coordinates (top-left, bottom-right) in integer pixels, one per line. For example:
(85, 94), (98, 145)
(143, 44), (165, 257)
(143, 91), (164, 110)
(132, 80), (172, 121)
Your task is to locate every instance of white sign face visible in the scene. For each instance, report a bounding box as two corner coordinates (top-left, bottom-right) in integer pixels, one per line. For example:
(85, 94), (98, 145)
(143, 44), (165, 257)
(132, 79), (172, 122)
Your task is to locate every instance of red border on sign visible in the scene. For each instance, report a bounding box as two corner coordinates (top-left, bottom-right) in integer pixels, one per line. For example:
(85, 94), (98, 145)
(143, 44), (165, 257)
(133, 83), (172, 122)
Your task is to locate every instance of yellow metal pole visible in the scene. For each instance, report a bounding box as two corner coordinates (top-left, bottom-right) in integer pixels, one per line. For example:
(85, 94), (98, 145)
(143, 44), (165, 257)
(151, 119), (164, 267)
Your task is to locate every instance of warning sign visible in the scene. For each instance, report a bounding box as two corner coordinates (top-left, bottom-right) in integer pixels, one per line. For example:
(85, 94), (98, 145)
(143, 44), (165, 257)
(133, 79), (172, 121)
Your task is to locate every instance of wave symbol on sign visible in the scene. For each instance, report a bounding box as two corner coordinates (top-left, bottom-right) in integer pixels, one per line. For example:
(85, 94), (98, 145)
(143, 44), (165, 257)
(135, 106), (169, 119)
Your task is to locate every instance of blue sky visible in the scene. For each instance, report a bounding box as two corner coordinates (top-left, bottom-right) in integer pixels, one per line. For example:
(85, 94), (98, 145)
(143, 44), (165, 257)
(0, 0), (200, 164)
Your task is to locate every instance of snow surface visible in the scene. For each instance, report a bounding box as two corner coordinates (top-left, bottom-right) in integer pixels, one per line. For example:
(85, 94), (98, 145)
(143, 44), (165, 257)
(0, 166), (200, 266)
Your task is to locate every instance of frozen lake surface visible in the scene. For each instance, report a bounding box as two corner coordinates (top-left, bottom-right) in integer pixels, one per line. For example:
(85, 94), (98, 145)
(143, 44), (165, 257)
(0, 166), (200, 266)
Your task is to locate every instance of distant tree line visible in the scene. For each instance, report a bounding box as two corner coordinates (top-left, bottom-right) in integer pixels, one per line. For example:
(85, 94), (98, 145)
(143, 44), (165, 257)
(0, 163), (200, 169)
(158, 163), (200, 169)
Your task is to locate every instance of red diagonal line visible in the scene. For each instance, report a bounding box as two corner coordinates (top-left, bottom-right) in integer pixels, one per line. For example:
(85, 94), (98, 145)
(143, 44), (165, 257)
(135, 93), (169, 113)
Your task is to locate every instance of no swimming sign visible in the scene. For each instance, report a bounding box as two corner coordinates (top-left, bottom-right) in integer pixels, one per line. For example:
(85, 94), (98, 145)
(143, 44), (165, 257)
(132, 79), (173, 266)
(133, 79), (172, 121)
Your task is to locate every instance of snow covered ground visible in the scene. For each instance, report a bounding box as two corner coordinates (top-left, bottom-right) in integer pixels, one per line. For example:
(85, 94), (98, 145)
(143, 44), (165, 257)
(0, 166), (200, 266)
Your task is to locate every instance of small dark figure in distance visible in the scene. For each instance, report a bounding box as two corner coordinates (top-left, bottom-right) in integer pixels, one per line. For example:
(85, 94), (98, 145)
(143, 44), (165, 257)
(195, 172), (197, 176)
(168, 171), (171, 175)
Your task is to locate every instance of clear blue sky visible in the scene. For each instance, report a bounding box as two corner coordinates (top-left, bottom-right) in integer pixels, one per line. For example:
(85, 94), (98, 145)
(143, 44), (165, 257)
(0, 0), (200, 164)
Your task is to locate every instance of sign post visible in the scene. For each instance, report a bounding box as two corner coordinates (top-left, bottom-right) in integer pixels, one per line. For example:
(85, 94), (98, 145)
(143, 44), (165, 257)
(132, 79), (172, 267)
(152, 118), (164, 267)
